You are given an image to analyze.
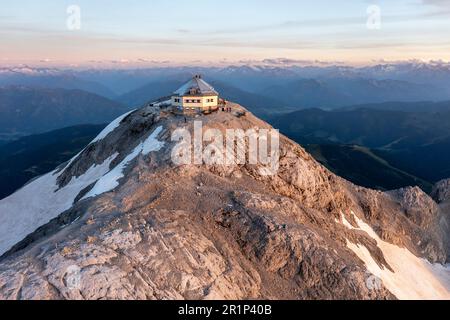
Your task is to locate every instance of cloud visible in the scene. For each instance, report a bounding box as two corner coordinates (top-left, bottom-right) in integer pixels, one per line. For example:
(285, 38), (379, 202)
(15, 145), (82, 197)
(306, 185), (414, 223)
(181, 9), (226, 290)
(261, 58), (336, 66)
(421, 0), (450, 8)
(235, 58), (346, 67)
(202, 16), (366, 35)
(137, 58), (171, 64)
(196, 5), (450, 36)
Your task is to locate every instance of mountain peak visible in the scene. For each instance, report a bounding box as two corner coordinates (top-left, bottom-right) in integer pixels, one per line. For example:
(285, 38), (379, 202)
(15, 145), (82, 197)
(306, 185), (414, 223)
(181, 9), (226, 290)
(0, 100), (449, 300)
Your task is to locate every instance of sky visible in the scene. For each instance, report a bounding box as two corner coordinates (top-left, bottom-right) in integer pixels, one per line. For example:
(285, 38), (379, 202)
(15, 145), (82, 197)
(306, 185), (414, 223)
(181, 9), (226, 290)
(1, 0), (450, 67)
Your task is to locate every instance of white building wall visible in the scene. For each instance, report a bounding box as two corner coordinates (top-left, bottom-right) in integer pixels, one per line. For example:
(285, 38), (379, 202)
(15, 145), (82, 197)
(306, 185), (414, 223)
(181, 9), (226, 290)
(171, 95), (219, 110)
(202, 96), (218, 108)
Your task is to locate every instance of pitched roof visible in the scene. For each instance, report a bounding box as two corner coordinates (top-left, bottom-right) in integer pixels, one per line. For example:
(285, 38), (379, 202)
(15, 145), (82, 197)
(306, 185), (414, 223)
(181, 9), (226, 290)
(173, 75), (218, 96)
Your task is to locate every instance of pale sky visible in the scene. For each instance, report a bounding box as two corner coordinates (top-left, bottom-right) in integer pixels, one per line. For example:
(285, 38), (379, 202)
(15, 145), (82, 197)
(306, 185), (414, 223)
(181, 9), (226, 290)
(1, 0), (450, 66)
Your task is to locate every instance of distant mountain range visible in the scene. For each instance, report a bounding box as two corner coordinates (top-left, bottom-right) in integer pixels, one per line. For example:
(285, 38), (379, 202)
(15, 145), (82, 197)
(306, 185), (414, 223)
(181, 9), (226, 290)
(269, 103), (450, 190)
(3, 62), (450, 111)
(305, 144), (431, 191)
(339, 100), (450, 113)
(117, 79), (291, 115)
(0, 86), (128, 139)
(258, 78), (449, 109)
(269, 106), (450, 149)
(110, 64), (450, 111)
(0, 67), (116, 98)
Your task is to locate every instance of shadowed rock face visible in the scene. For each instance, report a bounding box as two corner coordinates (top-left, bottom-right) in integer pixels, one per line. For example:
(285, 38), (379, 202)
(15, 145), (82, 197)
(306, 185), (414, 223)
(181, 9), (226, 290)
(0, 103), (448, 300)
(432, 179), (450, 261)
(433, 179), (450, 204)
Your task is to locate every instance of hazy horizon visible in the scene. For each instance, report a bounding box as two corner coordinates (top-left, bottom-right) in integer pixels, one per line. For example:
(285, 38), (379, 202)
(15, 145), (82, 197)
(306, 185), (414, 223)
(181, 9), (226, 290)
(3, 59), (450, 71)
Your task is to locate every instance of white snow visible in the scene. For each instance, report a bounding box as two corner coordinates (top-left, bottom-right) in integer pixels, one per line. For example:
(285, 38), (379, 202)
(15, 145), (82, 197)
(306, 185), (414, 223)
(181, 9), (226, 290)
(82, 126), (164, 199)
(152, 99), (172, 107)
(0, 123), (164, 256)
(342, 212), (450, 300)
(90, 110), (135, 144)
(0, 154), (118, 256)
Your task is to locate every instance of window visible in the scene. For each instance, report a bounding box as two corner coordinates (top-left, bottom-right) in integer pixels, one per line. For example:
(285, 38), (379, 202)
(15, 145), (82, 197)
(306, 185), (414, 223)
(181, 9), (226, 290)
(197, 99), (201, 103)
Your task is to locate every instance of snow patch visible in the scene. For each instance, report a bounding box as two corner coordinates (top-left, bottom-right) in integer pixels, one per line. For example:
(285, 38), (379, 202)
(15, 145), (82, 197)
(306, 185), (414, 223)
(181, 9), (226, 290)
(82, 126), (164, 200)
(90, 109), (135, 144)
(0, 154), (118, 256)
(342, 212), (450, 300)
(151, 99), (171, 107)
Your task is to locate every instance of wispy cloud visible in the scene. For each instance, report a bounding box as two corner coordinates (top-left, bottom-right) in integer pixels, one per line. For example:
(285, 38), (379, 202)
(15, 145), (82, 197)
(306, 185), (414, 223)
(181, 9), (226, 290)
(421, 0), (450, 8)
(1, 0), (450, 65)
(202, 8), (450, 36)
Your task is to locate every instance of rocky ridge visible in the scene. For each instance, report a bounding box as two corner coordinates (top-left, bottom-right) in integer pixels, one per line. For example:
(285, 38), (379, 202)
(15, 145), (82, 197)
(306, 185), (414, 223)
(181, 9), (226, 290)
(0, 102), (448, 300)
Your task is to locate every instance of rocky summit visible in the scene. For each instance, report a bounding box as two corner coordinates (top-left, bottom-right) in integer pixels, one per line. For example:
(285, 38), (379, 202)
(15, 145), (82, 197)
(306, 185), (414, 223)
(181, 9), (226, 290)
(0, 101), (449, 300)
